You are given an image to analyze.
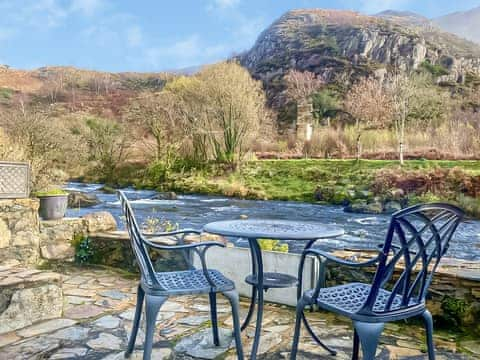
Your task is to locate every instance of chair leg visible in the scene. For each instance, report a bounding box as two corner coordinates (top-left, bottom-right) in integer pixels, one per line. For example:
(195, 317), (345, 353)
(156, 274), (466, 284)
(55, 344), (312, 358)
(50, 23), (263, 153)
(143, 295), (167, 360)
(422, 310), (435, 360)
(125, 284), (145, 357)
(352, 321), (384, 360)
(209, 291), (220, 346)
(290, 298), (306, 360)
(241, 286), (257, 330)
(352, 329), (360, 360)
(223, 290), (245, 360)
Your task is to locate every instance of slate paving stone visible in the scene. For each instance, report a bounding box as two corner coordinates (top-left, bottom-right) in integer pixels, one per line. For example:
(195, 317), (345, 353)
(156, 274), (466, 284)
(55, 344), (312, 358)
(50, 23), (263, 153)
(174, 327), (234, 359)
(63, 288), (95, 297)
(66, 295), (94, 304)
(98, 289), (130, 300)
(49, 347), (89, 359)
(49, 326), (91, 341)
(94, 315), (122, 329)
(17, 318), (77, 338)
(0, 332), (20, 347)
(87, 333), (123, 350)
(64, 304), (105, 319)
(0, 266), (474, 360)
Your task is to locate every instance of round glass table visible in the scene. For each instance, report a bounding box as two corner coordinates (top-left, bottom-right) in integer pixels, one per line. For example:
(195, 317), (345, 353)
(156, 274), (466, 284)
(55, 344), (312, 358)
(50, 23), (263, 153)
(203, 219), (344, 359)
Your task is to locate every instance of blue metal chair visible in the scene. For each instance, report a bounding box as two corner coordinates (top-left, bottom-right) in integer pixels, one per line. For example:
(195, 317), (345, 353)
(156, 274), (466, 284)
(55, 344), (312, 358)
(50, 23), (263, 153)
(291, 203), (464, 360)
(118, 191), (244, 360)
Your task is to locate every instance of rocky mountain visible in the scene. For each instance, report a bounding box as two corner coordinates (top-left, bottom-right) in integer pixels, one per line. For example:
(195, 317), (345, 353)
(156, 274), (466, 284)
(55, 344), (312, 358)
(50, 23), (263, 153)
(375, 10), (432, 28)
(434, 6), (480, 45)
(239, 9), (480, 108)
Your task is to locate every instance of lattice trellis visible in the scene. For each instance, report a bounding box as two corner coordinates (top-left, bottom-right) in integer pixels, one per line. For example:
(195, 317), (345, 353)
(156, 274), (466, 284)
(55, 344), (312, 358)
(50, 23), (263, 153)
(0, 162), (30, 198)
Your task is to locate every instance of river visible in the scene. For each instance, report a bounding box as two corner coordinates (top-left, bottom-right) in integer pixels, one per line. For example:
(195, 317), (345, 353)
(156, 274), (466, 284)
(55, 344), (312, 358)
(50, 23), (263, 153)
(65, 182), (480, 261)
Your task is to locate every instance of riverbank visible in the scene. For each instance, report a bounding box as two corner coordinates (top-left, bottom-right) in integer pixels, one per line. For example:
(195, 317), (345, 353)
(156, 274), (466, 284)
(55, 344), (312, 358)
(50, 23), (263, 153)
(132, 159), (480, 218)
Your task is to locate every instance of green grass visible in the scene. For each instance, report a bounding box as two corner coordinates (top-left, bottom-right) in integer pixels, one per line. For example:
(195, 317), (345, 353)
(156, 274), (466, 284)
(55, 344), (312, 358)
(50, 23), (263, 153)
(0, 87), (13, 100)
(158, 159), (480, 202)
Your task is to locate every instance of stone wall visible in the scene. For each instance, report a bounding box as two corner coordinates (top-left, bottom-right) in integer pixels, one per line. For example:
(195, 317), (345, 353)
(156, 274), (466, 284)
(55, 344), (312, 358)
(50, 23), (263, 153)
(0, 197), (117, 265)
(0, 199), (41, 265)
(0, 267), (63, 334)
(39, 212), (117, 261)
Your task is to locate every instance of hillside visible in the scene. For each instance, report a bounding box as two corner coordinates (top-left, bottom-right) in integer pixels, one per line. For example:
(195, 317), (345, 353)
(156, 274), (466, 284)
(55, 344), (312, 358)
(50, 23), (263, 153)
(0, 65), (173, 117)
(239, 9), (480, 108)
(434, 6), (480, 45)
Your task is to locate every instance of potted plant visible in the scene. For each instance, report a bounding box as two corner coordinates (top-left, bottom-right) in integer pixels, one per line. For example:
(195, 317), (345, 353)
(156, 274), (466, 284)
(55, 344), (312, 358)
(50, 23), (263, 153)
(35, 189), (69, 220)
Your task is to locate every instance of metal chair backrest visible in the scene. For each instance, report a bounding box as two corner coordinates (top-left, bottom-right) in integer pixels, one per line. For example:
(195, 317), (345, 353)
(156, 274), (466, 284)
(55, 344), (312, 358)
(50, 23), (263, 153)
(361, 203), (464, 315)
(118, 190), (162, 288)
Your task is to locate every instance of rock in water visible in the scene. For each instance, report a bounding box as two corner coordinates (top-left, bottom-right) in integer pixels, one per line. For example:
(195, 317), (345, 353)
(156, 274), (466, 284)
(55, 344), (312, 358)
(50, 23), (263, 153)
(344, 199), (383, 214)
(152, 192), (177, 200)
(67, 191), (100, 208)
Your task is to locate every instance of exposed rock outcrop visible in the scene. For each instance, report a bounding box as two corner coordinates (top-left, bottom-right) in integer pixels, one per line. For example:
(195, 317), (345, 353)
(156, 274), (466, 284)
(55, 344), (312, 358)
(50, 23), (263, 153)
(239, 9), (480, 108)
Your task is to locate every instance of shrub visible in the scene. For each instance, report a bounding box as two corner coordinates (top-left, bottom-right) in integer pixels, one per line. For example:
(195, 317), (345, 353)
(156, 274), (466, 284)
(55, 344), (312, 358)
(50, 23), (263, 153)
(258, 239), (289, 253)
(420, 60), (449, 77)
(372, 166), (480, 199)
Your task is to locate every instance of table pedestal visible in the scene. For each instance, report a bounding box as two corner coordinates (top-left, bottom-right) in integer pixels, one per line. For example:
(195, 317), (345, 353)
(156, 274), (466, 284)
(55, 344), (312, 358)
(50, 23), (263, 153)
(242, 238), (336, 359)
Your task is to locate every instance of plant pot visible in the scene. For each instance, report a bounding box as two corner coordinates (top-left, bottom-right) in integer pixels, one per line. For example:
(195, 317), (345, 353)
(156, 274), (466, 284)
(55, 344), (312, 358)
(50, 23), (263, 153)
(38, 195), (68, 220)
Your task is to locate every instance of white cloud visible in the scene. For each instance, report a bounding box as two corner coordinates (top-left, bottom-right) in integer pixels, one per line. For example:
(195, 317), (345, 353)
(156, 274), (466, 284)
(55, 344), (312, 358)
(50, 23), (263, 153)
(209, 0), (240, 10)
(349, 0), (414, 14)
(70, 0), (106, 16)
(0, 29), (13, 41)
(0, 0), (106, 31)
(144, 34), (229, 69)
(126, 26), (142, 47)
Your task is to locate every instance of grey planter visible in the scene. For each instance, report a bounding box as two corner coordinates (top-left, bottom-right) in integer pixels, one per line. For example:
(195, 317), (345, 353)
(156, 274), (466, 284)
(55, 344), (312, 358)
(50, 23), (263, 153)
(38, 195), (68, 220)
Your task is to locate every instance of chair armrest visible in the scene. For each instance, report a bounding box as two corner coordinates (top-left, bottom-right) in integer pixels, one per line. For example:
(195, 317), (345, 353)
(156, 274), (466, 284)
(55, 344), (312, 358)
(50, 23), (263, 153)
(144, 239), (225, 251)
(304, 248), (381, 268)
(142, 228), (202, 237)
(304, 248), (381, 301)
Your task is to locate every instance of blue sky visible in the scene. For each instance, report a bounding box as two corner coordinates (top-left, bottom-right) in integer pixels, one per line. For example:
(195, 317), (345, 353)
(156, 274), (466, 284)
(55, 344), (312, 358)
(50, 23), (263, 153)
(1, 0), (479, 72)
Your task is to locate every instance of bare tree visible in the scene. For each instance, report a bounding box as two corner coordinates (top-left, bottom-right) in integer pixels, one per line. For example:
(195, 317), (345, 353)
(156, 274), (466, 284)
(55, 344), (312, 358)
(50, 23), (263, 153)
(81, 116), (130, 183)
(386, 73), (450, 164)
(164, 62), (268, 167)
(284, 70), (324, 102)
(127, 91), (182, 165)
(0, 99), (82, 189)
(42, 71), (66, 104)
(344, 77), (393, 160)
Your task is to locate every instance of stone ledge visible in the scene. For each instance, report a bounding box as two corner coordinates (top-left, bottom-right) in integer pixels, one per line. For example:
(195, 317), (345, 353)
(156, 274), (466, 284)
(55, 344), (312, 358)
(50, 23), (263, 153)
(0, 266), (63, 334)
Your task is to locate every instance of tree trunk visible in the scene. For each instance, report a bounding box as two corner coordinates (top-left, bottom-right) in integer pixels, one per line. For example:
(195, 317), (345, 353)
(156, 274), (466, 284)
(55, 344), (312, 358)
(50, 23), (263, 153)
(356, 134), (361, 161)
(399, 141), (404, 165)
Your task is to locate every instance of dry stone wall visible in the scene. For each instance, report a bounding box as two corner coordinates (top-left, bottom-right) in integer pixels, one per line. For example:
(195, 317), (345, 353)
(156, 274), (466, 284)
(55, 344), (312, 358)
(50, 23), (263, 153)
(0, 199), (117, 265)
(0, 199), (41, 265)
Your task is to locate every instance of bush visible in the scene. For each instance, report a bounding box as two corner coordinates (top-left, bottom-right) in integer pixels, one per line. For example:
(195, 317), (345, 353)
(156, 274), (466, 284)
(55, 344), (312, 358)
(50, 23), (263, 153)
(420, 60), (449, 77)
(372, 166), (480, 200)
(258, 239), (289, 253)
(82, 116), (130, 183)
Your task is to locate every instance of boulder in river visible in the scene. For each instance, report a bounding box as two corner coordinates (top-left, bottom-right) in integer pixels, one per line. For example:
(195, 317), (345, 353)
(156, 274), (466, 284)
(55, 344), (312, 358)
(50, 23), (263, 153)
(68, 191), (100, 208)
(383, 201), (402, 214)
(344, 199), (383, 214)
(152, 192), (178, 200)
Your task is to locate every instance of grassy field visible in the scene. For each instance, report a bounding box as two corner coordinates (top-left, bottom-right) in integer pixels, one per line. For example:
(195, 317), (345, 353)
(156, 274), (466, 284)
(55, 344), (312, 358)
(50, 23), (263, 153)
(160, 159), (480, 201)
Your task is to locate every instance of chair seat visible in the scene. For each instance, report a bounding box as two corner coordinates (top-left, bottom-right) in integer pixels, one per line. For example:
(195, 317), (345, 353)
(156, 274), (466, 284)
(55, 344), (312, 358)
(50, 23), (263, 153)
(305, 282), (422, 320)
(142, 269), (235, 295)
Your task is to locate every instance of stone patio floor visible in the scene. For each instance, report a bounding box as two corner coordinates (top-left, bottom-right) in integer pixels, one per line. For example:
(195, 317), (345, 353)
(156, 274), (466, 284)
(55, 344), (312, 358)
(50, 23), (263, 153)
(0, 265), (478, 360)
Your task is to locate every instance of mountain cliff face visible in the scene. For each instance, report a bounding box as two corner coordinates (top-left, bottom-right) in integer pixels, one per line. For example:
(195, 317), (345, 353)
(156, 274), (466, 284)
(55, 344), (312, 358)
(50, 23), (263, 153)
(239, 9), (480, 107)
(434, 7), (480, 45)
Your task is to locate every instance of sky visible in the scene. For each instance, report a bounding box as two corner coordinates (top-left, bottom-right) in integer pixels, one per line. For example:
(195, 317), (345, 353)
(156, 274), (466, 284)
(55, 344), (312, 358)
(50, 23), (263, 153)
(0, 0), (479, 72)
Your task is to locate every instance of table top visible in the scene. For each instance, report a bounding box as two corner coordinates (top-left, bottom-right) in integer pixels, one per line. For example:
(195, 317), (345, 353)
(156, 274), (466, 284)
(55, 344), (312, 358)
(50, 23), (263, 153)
(203, 219), (344, 240)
